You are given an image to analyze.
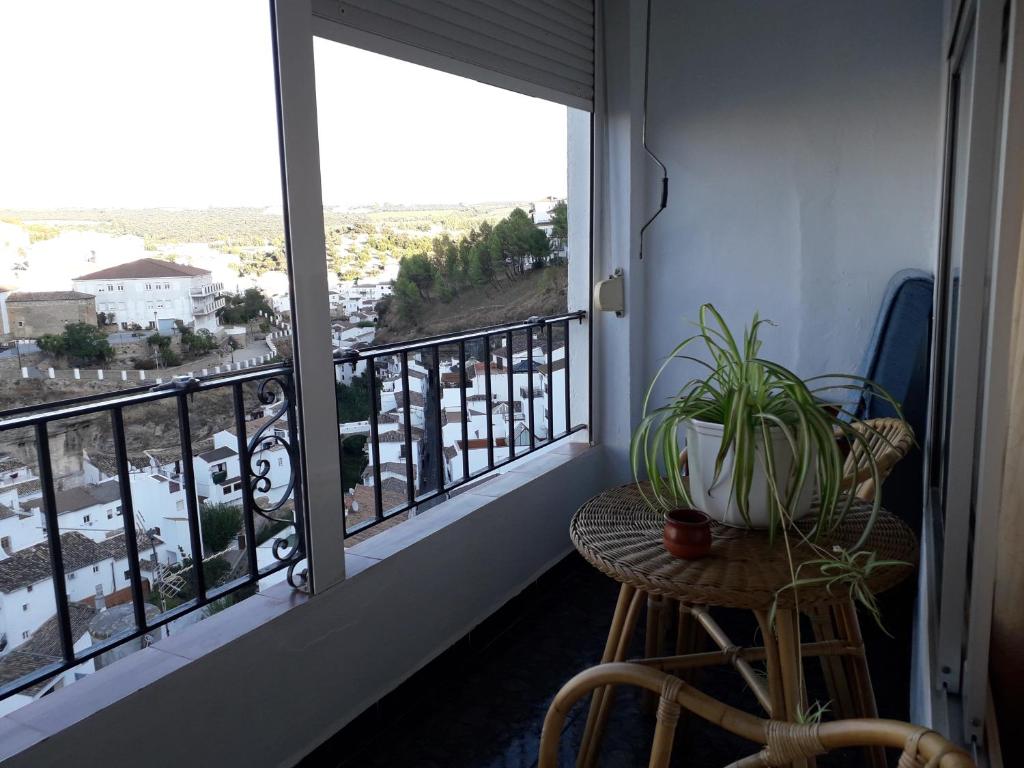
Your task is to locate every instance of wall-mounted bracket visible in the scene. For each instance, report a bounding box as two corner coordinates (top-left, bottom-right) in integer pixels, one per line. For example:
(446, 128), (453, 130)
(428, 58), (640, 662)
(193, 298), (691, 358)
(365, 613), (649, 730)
(594, 269), (624, 317)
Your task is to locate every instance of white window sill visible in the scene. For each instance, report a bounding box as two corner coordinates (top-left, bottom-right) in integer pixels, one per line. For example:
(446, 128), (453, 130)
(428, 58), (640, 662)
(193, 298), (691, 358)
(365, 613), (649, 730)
(0, 435), (599, 766)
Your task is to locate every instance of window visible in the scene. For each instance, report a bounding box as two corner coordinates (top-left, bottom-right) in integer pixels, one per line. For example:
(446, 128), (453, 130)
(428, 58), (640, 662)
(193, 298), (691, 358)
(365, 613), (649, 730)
(116, 284), (124, 291)
(175, 500), (184, 512)
(21, 604), (28, 612)
(145, 283), (152, 290)
(123, 570), (131, 580)
(92, 565), (99, 573)
(67, 573), (75, 580)
(107, 284), (114, 291)
(163, 283), (170, 290)
(21, 631), (28, 640)
(26, 584), (32, 593)
(0, 536), (10, 551)
(16, 321), (23, 328)
(155, 284), (161, 290)
(116, 505), (122, 515)
(222, 487), (231, 496)
(83, 514), (91, 524)
(107, 511), (113, 519)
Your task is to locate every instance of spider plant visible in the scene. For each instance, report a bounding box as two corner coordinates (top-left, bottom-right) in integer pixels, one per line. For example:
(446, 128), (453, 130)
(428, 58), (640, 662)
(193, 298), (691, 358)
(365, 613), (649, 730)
(631, 304), (905, 547)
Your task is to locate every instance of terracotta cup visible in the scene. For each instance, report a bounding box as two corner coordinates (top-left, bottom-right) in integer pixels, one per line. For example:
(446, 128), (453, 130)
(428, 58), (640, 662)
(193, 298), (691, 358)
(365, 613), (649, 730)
(663, 509), (712, 559)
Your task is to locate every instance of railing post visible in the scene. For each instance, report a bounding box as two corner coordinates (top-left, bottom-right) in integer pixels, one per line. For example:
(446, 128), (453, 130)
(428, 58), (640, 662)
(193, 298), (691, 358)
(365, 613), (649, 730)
(273, 0), (346, 591)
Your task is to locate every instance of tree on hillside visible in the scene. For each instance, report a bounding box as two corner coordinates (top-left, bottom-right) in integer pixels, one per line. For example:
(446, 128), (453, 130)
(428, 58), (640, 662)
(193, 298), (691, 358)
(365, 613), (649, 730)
(550, 200), (568, 241)
(180, 328), (218, 356)
(494, 208), (549, 274)
(200, 502), (243, 556)
(37, 323), (113, 365)
(389, 208), (552, 323)
(336, 373), (371, 422)
(219, 288), (273, 325)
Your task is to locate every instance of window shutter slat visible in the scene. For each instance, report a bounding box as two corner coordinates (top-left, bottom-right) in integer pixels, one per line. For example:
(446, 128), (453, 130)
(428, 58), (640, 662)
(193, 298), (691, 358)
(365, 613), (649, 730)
(313, 0), (594, 110)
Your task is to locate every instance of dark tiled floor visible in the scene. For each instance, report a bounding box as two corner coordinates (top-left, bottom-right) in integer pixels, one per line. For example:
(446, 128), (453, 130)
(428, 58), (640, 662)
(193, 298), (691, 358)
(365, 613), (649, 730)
(303, 553), (914, 767)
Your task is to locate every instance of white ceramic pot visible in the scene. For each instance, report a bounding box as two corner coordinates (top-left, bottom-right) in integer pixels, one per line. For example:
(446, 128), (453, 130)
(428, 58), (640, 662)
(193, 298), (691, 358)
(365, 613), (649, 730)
(684, 418), (817, 528)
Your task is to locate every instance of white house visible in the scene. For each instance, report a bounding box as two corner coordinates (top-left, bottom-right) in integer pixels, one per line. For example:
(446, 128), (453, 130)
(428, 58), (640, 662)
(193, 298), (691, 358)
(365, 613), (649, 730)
(0, 531), (157, 655)
(72, 257), (224, 333)
(0, 603), (97, 717)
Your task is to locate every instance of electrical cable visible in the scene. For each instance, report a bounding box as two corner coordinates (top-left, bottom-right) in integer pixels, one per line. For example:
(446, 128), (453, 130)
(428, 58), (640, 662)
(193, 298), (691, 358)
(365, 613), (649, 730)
(639, 0), (668, 260)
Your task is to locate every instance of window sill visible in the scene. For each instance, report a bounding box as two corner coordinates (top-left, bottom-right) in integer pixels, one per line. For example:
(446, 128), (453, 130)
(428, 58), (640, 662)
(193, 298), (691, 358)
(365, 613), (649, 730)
(0, 435), (600, 767)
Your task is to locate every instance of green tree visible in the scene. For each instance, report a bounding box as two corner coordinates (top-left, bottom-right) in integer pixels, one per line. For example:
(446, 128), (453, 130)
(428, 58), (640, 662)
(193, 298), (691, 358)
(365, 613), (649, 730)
(200, 502), (243, 555)
(181, 328), (218, 356)
(401, 253), (437, 299)
(550, 200), (568, 240)
(218, 288), (273, 325)
(336, 374), (371, 422)
(393, 276), (422, 323)
(38, 323), (113, 365)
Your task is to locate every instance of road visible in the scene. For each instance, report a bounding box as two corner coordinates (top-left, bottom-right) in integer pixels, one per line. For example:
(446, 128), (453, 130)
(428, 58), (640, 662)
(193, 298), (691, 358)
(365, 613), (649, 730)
(7, 335), (273, 379)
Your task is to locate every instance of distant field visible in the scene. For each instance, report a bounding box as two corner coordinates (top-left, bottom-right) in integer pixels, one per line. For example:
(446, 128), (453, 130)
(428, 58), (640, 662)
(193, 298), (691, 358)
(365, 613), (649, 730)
(0, 203), (532, 247)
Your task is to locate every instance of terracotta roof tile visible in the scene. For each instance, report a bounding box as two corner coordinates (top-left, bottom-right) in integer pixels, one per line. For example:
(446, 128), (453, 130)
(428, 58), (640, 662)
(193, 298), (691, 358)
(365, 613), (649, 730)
(7, 291), (95, 303)
(74, 257), (210, 280)
(0, 533), (113, 592)
(0, 603), (96, 695)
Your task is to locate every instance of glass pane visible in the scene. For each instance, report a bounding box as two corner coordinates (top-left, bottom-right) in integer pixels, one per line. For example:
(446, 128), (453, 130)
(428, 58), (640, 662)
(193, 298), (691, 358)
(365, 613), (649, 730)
(0, 0), (286, 711)
(315, 40), (574, 546)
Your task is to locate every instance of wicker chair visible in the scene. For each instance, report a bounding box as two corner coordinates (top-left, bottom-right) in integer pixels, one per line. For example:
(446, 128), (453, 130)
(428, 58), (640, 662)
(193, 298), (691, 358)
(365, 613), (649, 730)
(539, 662), (973, 768)
(840, 417), (915, 502)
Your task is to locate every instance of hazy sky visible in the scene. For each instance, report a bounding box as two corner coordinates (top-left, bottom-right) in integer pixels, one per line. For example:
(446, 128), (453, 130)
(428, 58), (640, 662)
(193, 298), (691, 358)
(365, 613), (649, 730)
(0, 1), (568, 210)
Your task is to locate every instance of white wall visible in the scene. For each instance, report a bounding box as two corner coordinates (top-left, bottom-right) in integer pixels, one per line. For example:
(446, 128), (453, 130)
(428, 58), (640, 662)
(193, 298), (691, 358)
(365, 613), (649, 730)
(637, 0), (944, 397)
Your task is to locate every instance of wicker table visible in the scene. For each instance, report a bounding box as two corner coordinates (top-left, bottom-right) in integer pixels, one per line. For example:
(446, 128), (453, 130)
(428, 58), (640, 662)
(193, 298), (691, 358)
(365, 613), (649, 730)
(570, 483), (917, 768)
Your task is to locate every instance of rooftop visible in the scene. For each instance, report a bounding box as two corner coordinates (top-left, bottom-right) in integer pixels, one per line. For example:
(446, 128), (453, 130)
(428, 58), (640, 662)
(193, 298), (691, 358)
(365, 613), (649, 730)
(24, 481), (120, 515)
(6, 291), (95, 303)
(0, 603), (96, 696)
(0, 533), (113, 592)
(73, 258), (210, 281)
(196, 446), (238, 463)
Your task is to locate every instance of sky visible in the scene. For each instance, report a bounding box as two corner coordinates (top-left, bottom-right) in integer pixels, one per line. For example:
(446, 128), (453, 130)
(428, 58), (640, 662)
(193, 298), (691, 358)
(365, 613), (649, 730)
(0, 1), (568, 210)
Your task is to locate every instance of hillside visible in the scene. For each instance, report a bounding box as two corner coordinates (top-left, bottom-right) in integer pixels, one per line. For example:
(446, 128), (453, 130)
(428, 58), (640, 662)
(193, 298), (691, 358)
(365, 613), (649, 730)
(374, 265), (568, 343)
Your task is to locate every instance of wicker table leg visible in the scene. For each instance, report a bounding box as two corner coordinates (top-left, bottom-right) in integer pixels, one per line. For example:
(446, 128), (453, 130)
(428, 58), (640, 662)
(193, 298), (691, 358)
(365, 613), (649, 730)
(754, 610), (786, 719)
(578, 584), (644, 768)
(773, 608), (811, 768)
(644, 595), (667, 713)
(806, 605), (854, 720)
(834, 598), (886, 768)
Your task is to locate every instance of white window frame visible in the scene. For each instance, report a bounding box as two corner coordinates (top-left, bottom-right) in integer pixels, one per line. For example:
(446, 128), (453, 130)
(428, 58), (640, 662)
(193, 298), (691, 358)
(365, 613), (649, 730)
(922, 0), (1024, 750)
(271, 0), (593, 594)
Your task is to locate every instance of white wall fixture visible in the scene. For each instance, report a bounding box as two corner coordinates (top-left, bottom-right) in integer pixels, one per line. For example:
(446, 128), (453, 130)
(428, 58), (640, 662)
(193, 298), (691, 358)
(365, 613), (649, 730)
(593, 269), (624, 316)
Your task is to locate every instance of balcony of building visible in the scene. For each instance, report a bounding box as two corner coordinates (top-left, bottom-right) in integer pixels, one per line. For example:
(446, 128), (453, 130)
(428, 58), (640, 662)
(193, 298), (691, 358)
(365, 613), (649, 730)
(0, 0), (1019, 767)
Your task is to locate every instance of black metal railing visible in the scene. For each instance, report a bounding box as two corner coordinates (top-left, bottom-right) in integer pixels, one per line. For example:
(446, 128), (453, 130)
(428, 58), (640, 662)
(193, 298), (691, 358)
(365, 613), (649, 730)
(334, 311), (586, 537)
(0, 365), (306, 701)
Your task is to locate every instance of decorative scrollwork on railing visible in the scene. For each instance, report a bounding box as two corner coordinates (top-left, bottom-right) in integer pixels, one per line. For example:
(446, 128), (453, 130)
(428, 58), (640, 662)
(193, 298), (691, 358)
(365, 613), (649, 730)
(244, 372), (307, 590)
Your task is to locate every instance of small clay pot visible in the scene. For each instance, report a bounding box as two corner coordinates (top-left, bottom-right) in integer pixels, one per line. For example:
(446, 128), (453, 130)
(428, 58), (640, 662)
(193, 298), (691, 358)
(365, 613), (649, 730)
(663, 509), (712, 559)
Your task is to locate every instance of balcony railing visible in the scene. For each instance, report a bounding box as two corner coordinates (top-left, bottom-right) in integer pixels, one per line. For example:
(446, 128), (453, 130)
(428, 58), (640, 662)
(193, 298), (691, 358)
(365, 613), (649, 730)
(0, 312), (586, 703)
(334, 311), (586, 537)
(0, 366), (306, 701)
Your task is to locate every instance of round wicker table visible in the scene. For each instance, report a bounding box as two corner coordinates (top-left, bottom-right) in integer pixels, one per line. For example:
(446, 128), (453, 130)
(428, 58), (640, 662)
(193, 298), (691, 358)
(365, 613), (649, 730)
(569, 483), (918, 768)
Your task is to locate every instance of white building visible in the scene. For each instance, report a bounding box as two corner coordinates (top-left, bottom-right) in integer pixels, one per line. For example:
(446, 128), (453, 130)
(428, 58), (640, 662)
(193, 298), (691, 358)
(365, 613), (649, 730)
(72, 257), (225, 333)
(0, 531), (156, 655)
